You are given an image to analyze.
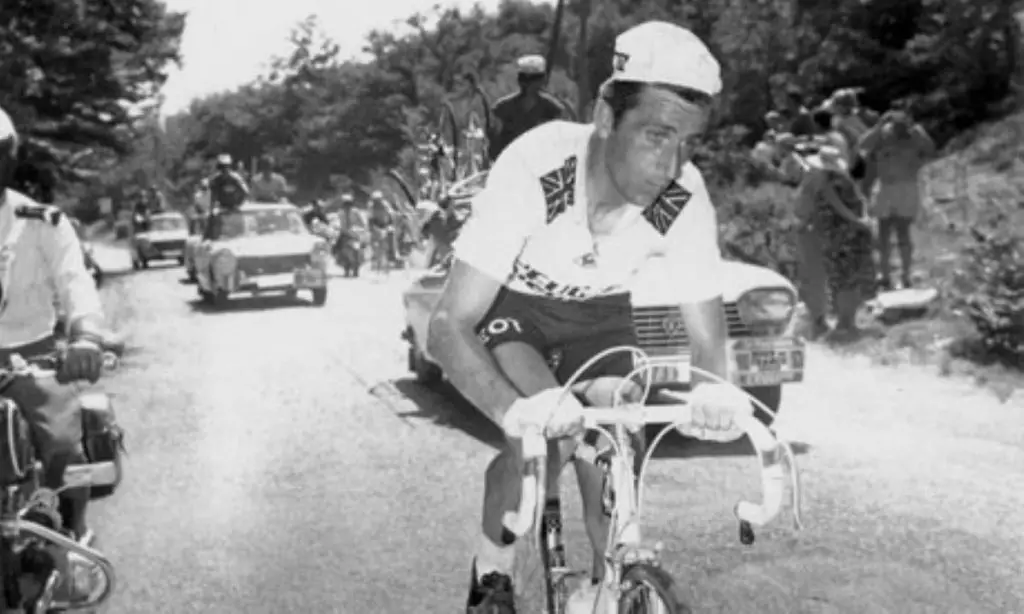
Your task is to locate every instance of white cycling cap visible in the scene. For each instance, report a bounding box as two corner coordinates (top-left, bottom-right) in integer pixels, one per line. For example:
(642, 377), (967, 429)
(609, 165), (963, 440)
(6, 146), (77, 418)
(608, 21), (722, 97)
(371, 190), (384, 199)
(216, 153), (232, 165)
(516, 55), (546, 76)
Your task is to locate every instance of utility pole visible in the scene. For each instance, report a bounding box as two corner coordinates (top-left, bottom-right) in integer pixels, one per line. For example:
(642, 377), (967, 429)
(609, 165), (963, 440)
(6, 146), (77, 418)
(574, 0), (592, 120)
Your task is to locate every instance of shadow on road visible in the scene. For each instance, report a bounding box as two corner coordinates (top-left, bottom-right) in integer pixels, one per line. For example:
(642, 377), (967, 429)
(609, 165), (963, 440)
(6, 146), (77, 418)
(186, 294), (315, 314)
(391, 378), (506, 449)
(390, 379), (812, 460)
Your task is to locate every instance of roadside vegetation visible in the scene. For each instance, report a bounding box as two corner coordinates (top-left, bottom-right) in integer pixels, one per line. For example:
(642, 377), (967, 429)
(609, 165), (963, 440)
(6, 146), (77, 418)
(2, 0), (1020, 387)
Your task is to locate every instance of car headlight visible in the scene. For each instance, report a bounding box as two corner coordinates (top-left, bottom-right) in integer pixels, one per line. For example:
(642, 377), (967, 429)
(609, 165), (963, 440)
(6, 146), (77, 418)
(310, 240), (329, 267)
(737, 288), (796, 326)
(212, 250), (236, 276)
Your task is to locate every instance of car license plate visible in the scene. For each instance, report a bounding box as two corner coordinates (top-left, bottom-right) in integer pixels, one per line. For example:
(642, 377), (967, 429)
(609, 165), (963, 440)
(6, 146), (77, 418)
(163, 250), (182, 258)
(739, 372), (787, 387)
(256, 273), (293, 288)
(751, 350), (786, 371)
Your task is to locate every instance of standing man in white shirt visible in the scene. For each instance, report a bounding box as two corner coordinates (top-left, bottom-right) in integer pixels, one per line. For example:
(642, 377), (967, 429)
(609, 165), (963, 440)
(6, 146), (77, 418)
(0, 105), (108, 604)
(425, 21), (751, 613)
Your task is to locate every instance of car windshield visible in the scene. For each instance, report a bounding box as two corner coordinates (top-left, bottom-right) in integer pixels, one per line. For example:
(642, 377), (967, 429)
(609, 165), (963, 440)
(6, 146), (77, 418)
(218, 208), (307, 239)
(149, 216), (186, 232)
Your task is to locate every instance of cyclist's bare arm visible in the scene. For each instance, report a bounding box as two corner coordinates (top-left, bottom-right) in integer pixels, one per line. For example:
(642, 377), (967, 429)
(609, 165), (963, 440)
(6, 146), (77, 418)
(666, 166), (730, 383)
(427, 260), (522, 426)
(680, 297), (730, 383)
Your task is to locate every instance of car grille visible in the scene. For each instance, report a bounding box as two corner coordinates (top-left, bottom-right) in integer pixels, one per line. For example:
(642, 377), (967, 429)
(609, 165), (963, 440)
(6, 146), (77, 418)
(237, 254), (310, 276)
(151, 239), (184, 252)
(632, 303), (754, 356)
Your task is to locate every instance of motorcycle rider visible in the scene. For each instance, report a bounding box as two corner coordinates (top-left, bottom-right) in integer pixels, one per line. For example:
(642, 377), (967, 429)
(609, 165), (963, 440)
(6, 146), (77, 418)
(250, 155), (291, 202)
(487, 55), (566, 161)
(207, 154), (249, 211)
(0, 105), (109, 603)
(336, 193), (367, 277)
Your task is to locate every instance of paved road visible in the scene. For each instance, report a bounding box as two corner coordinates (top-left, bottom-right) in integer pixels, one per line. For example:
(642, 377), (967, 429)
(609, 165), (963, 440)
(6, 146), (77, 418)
(87, 255), (1022, 613)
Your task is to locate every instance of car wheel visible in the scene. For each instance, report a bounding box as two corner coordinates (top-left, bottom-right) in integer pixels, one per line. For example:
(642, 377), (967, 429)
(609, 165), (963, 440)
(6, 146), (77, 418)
(745, 385), (782, 427)
(311, 287), (327, 306)
(284, 288), (297, 300)
(177, 257), (185, 265)
(410, 342), (443, 385)
(212, 289), (230, 308)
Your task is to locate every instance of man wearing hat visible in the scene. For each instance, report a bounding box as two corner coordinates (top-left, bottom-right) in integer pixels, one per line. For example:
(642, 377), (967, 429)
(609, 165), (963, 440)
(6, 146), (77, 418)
(425, 22), (754, 613)
(487, 54), (566, 161)
(207, 153), (249, 211)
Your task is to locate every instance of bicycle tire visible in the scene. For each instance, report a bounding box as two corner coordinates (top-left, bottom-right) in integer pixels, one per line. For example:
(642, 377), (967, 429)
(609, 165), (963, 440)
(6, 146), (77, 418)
(618, 563), (688, 614)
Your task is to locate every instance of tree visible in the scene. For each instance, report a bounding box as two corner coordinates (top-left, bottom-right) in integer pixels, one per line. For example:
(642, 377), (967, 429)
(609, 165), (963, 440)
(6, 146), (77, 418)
(0, 0), (185, 201)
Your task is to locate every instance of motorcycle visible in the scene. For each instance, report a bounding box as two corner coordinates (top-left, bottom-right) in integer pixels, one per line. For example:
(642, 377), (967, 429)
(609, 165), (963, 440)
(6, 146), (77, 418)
(0, 349), (124, 613)
(334, 230), (364, 277)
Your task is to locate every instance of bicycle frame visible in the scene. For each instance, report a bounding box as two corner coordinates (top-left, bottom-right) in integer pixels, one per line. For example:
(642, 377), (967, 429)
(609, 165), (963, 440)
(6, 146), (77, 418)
(503, 352), (804, 613)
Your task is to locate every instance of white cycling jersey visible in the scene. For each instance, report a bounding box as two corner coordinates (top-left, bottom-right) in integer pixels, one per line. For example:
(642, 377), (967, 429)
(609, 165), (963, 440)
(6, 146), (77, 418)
(454, 121), (723, 304)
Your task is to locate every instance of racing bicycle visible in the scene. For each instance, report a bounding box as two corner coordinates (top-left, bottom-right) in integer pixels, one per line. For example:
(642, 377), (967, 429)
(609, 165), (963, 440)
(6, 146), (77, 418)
(0, 351), (121, 613)
(504, 349), (804, 614)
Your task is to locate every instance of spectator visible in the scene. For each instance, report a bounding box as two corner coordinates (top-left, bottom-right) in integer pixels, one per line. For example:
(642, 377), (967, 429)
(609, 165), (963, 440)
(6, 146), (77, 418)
(251, 156), (291, 202)
(789, 138), (877, 341)
(771, 82), (817, 137)
(810, 107), (852, 172)
(825, 87), (880, 192)
(859, 106), (936, 289)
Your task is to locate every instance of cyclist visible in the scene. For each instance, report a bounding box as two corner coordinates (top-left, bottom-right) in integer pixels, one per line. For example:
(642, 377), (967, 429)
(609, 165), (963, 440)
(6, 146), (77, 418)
(425, 22), (753, 613)
(487, 55), (567, 162)
(337, 193), (367, 277)
(0, 105), (109, 603)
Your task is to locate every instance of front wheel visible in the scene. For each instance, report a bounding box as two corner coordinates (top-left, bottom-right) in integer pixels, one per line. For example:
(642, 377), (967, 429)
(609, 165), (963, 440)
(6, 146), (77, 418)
(618, 563), (686, 614)
(311, 287), (327, 306)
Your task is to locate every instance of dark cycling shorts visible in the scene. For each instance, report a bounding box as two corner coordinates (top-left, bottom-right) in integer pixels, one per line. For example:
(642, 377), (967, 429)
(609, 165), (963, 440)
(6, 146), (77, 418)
(475, 288), (638, 384)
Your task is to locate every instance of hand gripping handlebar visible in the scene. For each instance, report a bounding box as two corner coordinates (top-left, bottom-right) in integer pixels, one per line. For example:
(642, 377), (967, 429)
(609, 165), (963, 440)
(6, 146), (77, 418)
(503, 402), (803, 545)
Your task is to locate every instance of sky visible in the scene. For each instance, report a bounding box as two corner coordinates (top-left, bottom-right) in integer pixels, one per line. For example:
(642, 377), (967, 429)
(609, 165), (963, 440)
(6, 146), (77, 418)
(160, 0), (506, 114)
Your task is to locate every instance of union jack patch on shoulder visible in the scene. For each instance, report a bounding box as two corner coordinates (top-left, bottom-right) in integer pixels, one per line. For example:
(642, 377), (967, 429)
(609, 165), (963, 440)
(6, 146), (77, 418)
(540, 156), (578, 223)
(643, 181), (691, 235)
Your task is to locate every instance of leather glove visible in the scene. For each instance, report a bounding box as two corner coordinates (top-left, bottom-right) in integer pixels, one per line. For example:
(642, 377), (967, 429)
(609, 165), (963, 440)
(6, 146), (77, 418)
(502, 387), (585, 440)
(678, 383), (751, 443)
(59, 338), (103, 384)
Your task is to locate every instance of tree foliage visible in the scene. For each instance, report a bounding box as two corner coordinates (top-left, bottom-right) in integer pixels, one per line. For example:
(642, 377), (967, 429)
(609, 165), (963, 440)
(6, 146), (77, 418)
(0, 0), (185, 202)
(167, 0), (1019, 201)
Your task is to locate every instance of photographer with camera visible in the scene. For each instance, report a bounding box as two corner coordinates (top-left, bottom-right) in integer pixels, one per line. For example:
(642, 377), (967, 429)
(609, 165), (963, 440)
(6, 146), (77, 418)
(858, 105), (936, 290)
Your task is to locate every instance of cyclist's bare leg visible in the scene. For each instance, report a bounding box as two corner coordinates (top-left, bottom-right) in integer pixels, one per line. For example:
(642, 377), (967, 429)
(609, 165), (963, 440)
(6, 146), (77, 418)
(484, 342), (610, 581)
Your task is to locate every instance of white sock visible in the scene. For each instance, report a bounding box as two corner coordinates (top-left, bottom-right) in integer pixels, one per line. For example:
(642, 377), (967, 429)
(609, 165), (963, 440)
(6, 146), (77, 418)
(475, 531), (516, 580)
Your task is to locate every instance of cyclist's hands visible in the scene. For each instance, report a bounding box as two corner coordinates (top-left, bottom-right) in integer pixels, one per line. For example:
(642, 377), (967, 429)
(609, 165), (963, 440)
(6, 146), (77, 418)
(572, 376), (643, 406)
(678, 382), (751, 443)
(502, 388), (585, 440)
(59, 338), (103, 384)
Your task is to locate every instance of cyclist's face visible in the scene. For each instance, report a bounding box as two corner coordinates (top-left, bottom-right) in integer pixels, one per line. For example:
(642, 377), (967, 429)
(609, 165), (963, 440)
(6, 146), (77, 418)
(603, 85), (710, 206)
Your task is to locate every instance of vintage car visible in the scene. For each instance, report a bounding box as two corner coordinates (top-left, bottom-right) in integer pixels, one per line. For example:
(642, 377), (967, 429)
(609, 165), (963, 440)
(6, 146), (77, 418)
(193, 202), (330, 307)
(129, 211), (189, 269)
(399, 171), (805, 420)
